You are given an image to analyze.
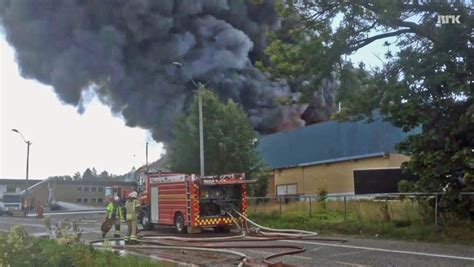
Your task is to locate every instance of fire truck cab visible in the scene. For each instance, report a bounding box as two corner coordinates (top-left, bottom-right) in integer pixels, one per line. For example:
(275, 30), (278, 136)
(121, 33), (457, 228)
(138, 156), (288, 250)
(137, 172), (249, 233)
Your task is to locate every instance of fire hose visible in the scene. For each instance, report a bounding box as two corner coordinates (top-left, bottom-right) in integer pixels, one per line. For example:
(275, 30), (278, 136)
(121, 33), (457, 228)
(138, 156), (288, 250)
(90, 210), (347, 266)
(232, 209), (319, 238)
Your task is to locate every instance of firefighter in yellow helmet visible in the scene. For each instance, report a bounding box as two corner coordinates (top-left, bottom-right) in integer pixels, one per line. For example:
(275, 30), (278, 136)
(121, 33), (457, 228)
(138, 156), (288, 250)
(124, 191), (140, 244)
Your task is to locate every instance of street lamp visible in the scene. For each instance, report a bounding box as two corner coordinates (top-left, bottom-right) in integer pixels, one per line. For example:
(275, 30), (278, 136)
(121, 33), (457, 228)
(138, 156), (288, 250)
(12, 129), (31, 214)
(172, 62), (205, 177)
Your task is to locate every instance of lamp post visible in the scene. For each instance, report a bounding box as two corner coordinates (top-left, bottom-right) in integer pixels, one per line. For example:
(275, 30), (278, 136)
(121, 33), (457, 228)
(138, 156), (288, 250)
(12, 129), (31, 215)
(172, 62), (205, 177)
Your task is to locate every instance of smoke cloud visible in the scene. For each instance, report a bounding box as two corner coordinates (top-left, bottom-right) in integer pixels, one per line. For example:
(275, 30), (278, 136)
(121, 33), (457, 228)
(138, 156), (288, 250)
(0, 0), (336, 142)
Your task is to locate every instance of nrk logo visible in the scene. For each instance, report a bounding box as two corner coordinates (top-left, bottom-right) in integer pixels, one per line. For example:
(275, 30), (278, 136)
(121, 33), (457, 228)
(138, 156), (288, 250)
(437, 15), (461, 24)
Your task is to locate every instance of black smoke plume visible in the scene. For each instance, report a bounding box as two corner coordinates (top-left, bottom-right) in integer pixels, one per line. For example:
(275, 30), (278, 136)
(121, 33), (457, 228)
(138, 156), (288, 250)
(0, 0), (336, 142)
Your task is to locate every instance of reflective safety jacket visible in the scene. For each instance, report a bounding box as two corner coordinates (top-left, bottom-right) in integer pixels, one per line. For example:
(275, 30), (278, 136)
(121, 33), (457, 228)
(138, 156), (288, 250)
(106, 203), (123, 220)
(125, 198), (140, 221)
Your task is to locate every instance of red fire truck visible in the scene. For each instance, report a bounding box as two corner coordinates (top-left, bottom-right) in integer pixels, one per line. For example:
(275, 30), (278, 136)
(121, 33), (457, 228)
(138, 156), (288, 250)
(137, 172), (250, 233)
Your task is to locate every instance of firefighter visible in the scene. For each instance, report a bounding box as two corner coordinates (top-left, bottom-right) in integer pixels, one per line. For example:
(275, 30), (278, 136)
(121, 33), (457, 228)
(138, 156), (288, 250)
(36, 201), (44, 218)
(124, 191), (140, 244)
(103, 195), (123, 238)
(23, 199), (29, 217)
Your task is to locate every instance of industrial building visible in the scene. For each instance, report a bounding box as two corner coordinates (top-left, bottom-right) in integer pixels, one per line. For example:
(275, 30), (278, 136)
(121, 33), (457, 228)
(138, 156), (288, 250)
(258, 118), (415, 196)
(0, 178), (135, 207)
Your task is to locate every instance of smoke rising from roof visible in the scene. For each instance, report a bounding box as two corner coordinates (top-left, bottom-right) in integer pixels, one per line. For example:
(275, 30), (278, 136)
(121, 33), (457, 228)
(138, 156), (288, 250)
(0, 0), (337, 142)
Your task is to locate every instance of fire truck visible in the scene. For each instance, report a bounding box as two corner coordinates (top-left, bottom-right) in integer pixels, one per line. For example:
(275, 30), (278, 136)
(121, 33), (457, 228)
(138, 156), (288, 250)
(137, 172), (250, 233)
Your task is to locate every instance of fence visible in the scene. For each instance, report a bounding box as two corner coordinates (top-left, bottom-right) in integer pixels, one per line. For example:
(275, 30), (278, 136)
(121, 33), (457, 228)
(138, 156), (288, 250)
(247, 192), (474, 226)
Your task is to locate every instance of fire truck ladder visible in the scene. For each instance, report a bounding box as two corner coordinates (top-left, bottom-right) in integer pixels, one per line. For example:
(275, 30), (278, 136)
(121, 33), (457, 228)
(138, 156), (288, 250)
(185, 183), (192, 224)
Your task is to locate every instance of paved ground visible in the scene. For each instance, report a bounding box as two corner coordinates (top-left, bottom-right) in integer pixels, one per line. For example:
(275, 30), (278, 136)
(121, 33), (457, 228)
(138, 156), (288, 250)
(1, 212), (473, 266)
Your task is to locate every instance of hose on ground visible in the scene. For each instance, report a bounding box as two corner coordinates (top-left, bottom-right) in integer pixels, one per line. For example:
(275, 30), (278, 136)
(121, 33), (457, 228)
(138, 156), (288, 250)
(232, 209), (318, 237)
(90, 208), (345, 266)
(89, 238), (248, 267)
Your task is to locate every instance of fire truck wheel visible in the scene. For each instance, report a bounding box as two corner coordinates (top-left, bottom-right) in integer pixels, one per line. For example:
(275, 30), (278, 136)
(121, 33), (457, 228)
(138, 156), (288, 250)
(141, 209), (154, 231)
(174, 212), (187, 234)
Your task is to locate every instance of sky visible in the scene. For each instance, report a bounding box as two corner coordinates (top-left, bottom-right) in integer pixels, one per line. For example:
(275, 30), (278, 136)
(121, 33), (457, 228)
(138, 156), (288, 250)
(0, 22), (391, 180)
(1, 34), (164, 180)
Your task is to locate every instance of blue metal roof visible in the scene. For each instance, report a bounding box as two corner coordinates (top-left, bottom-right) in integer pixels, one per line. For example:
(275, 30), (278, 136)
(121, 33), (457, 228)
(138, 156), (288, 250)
(257, 118), (413, 169)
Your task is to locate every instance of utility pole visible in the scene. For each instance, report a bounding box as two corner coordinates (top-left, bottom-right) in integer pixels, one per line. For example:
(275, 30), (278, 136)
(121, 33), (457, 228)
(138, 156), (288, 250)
(26, 140), (31, 191)
(146, 142), (149, 170)
(172, 61), (205, 176)
(198, 86), (204, 177)
(12, 129), (31, 217)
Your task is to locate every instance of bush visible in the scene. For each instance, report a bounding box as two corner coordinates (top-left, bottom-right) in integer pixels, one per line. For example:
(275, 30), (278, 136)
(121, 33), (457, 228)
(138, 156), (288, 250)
(393, 219), (412, 228)
(0, 226), (165, 267)
(318, 188), (328, 209)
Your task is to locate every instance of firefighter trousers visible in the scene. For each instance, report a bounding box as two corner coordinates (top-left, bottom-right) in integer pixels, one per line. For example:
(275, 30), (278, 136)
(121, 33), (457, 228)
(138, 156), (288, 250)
(125, 220), (137, 241)
(102, 218), (121, 237)
(114, 220), (121, 237)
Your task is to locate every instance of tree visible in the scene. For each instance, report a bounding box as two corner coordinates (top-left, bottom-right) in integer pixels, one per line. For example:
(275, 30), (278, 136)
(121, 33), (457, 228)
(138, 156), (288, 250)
(82, 168), (95, 181)
(72, 172), (81, 181)
(168, 86), (269, 195)
(91, 167), (98, 178)
(263, 1), (473, 212)
(99, 170), (110, 180)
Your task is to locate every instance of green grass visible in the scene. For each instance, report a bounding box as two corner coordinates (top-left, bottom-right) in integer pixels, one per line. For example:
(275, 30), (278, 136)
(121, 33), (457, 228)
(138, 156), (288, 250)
(0, 226), (172, 267)
(248, 199), (474, 245)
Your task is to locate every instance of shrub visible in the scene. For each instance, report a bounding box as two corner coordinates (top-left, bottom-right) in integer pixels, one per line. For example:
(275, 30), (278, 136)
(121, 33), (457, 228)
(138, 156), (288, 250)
(318, 188), (328, 209)
(393, 219), (412, 228)
(0, 226), (165, 267)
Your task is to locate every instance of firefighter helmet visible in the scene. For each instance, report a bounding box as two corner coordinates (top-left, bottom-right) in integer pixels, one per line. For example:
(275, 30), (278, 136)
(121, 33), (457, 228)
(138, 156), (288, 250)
(129, 191), (138, 198)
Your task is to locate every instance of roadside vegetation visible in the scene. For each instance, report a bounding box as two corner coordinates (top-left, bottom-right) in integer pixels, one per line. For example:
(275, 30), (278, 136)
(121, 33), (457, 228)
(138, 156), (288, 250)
(248, 199), (474, 245)
(0, 225), (168, 267)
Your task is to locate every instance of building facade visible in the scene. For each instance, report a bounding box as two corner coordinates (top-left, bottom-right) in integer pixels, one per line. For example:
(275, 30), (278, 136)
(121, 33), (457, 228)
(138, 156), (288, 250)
(0, 179), (136, 207)
(258, 118), (416, 196)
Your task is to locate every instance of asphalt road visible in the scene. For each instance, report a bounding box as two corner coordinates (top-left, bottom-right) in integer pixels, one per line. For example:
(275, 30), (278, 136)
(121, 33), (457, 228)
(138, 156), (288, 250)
(1, 212), (473, 266)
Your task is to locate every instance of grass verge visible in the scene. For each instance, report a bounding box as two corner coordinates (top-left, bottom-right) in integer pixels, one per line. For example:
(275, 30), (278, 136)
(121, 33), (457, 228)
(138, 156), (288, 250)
(0, 225), (171, 267)
(248, 200), (474, 245)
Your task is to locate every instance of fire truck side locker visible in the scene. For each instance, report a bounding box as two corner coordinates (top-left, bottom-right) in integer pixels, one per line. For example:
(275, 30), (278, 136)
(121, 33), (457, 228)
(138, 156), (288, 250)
(151, 187), (159, 223)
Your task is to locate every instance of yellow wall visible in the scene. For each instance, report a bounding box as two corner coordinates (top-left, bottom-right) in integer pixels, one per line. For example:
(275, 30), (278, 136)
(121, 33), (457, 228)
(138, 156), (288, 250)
(388, 153), (410, 167)
(274, 167), (303, 194)
(273, 153), (409, 195)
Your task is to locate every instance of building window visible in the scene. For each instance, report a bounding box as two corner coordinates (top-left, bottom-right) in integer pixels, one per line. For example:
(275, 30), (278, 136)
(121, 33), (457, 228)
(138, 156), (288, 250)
(91, 187), (97, 192)
(76, 198), (82, 203)
(276, 184), (298, 196)
(98, 187), (104, 193)
(6, 186), (16, 193)
(97, 198), (103, 203)
(83, 187), (89, 192)
(83, 198), (88, 203)
(91, 198), (96, 203)
(77, 186), (82, 191)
